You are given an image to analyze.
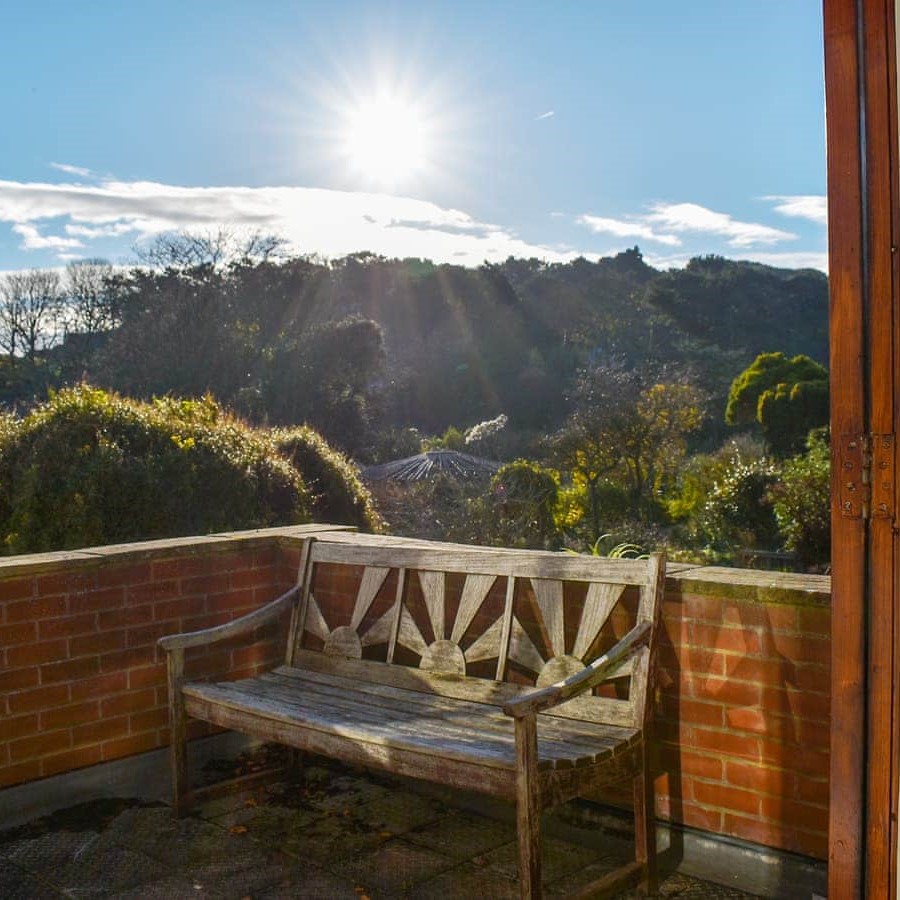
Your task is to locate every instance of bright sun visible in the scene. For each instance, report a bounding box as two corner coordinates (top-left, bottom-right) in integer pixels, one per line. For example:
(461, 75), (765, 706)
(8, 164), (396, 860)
(341, 93), (431, 187)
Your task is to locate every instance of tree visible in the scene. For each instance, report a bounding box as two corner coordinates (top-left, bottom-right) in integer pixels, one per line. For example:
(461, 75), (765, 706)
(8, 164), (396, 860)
(554, 364), (705, 538)
(726, 352), (828, 456)
(0, 269), (63, 360)
(64, 259), (118, 335)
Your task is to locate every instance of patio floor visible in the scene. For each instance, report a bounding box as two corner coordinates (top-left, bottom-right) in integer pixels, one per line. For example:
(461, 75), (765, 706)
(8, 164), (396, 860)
(0, 752), (761, 899)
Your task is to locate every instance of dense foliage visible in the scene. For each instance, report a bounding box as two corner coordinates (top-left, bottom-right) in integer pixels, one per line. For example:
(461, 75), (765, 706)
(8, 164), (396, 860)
(0, 386), (376, 555)
(0, 235), (833, 568)
(271, 425), (382, 532)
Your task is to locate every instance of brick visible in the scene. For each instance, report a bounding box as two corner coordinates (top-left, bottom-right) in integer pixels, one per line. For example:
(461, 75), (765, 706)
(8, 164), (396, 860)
(767, 633), (830, 666)
(678, 594), (725, 623)
(692, 779), (760, 816)
(99, 647), (155, 673)
(101, 732), (162, 761)
(130, 707), (169, 733)
(69, 671), (129, 701)
(761, 797), (828, 831)
(0, 622), (37, 646)
(690, 623), (759, 655)
(128, 663), (166, 690)
(723, 813), (789, 850)
(6, 639), (67, 668)
(692, 727), (759, 761)
(126, 622), (173, 648)
(3, 713), (39, 740)
(674, 750), (724, 782)
(679, 801), (723, 833)
(696, 677), (761, 708)
(101, 689), (156, 717)
(725, 707), (789, 738)
(35, 570), (97, 596)
(721, 656), (791, 687)
(69, 630), (127, 657)
(206, 590), (255, 613)
(229, 569), (272, 591)
(38, 612), (97, 639)
(10, 730), (72, 762)
(725, 760), (787, 796)
(660, 697), (724, 728)
(797, 606), (830, 636)
(766, 606), (801, 634)
(98, 605), (153, 630)
(7, 683), (69, 714)
(40, 700), (101, 730)
(97, 562), (152, 588)
(231, 644), (279, 670)
(790, 826), (828, 860)
(152, 556), (213, 580)
(72, 715), (130, 746)
(5, 596), (67, 622)
(41, 744), (104, 778)
(792, 773), (829, 805)
(777, 686), (830, 722)
(152, 596), (189, 621)
(129, 580), (180, 606)
(0, 760), (42, 789)
(41, 656), (100, 684)
(0, 576), (34, 602)
(180, 573), (230, 597)
(0, 667), (39, 694)
(68, 587), (127, 614)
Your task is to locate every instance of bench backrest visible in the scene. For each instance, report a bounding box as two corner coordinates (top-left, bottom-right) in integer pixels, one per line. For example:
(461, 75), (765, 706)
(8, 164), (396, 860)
(286, 535), (665, 729)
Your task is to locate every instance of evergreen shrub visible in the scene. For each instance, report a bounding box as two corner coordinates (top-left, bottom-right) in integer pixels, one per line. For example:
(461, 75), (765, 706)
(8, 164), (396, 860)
(0, 385), (311, 554)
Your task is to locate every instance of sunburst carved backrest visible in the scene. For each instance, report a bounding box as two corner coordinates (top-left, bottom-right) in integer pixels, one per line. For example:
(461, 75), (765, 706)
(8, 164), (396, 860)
(287, 538), (663, 726)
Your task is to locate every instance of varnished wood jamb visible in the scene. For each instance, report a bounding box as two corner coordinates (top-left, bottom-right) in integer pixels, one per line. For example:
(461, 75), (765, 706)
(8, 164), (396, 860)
(515, 714), (542, 899)
(824, 0), (868, 896)
(167, 647), (189, 816)
(863, 3), (900, 896)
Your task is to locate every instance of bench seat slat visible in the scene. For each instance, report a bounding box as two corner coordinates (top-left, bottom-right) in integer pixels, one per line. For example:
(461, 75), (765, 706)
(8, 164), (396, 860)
(184, 670), (637, 772)
(288, 649), (636, 727)
(268, 667), (634, 765)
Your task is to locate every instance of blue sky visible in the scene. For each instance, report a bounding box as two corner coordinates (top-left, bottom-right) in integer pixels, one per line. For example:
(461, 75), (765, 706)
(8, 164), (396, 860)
(0, 1), (826, 273)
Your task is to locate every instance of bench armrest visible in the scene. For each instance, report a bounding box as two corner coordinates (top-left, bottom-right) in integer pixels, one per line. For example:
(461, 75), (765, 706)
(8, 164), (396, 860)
(157, 586), (298, 652)
(502, 620), (651, 719)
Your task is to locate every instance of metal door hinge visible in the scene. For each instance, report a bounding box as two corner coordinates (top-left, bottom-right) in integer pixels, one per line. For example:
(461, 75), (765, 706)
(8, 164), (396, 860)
(838, 434), (895, 519)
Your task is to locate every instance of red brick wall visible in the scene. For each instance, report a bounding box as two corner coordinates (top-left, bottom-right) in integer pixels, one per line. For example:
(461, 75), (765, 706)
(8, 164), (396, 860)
(0, 532), (301, 790)
(656, 570), (830, 859)
(0, 533), (830, 860)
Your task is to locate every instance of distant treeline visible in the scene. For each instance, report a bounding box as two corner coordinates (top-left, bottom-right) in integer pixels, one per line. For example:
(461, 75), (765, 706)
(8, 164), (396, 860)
(0, 232), (828, 462)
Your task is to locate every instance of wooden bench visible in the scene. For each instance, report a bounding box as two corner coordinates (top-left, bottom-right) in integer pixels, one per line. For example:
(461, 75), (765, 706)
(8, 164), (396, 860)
(159, 534), (665, 898)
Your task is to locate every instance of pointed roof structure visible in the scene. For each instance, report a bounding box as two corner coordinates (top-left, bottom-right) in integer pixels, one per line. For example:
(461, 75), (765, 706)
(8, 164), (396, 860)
(361, 449), (501, 483)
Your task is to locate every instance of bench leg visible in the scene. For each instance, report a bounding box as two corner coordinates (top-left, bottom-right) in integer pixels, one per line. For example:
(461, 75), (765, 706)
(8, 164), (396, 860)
(515, 715), (542, 899)
(633, 741), (657, 897)
(167, 649), (189, 817)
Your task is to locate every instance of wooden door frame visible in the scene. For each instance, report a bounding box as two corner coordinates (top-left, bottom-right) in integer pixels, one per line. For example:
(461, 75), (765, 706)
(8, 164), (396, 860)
(824, 0), (899, 897)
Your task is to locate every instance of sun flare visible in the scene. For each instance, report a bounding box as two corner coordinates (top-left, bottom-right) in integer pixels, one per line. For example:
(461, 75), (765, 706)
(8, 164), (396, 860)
(341, 93), (432, 187)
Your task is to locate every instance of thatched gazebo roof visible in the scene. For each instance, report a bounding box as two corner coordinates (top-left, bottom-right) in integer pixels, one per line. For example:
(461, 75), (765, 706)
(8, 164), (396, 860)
(362, 449), (501, 484)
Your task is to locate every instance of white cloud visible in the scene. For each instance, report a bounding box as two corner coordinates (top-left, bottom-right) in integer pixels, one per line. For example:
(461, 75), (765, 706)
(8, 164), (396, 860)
(535, 110), (555, 120)
(642, 248), (827, 273)
(764, 194), (828, 225)
(49, 162), (95, 178)
(576, 214), (681, 247)
(0, 176), (591, 266)
(646, 202), (795, 247)
(12, 223), (83, 251)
